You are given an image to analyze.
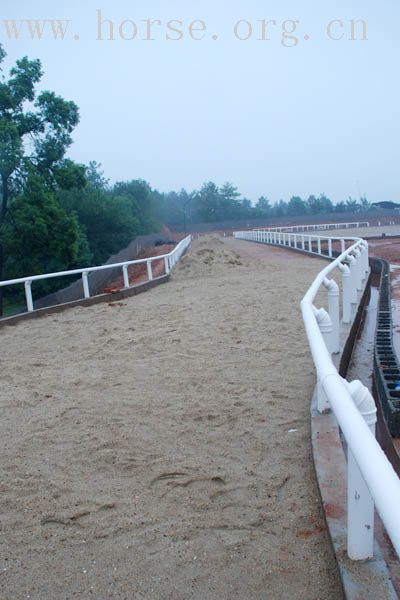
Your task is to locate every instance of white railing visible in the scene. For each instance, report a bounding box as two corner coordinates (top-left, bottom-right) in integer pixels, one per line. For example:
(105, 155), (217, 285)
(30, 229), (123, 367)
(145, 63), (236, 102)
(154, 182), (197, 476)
(0, 235), (192, 314)
(234, 228), (400, 561)
(258, 221), (370, 233)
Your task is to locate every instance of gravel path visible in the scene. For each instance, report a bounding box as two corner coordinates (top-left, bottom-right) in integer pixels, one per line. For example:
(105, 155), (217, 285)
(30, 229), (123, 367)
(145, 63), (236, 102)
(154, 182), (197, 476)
(0, 236), (342, 600)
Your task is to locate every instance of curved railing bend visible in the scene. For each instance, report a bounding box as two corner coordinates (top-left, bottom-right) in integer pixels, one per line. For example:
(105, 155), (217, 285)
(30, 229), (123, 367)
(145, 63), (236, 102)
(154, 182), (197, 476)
(0, 235), (192, 314)
(234, 228), (400, 561)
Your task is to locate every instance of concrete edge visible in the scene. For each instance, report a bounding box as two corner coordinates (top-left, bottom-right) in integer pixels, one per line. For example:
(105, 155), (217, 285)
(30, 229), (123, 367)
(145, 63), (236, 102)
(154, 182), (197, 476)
(0, 274), (170, 328)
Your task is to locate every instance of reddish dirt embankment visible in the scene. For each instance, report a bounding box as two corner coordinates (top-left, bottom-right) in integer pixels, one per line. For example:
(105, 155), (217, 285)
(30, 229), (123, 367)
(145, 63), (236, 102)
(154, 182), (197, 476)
(101, 244), (175, 293)
(368, 239), (400, 265)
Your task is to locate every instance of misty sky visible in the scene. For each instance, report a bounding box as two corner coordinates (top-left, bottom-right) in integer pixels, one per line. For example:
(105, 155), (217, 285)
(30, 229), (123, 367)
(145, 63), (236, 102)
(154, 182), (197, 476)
(1, 1), (399, 204)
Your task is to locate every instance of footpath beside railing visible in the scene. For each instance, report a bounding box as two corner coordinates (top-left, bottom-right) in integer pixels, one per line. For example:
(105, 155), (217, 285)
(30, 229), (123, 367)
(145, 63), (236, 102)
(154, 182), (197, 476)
(233, 228), (400, 562)
(0, 235), (192, 315)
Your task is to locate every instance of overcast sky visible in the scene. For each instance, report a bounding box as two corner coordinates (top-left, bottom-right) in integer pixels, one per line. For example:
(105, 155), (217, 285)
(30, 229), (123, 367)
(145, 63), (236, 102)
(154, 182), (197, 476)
(1, 1), (399, 203)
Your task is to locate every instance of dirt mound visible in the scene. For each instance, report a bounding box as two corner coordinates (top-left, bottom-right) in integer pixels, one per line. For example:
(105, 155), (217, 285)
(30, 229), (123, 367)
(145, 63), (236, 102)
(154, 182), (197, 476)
(174, 235), (248, 279)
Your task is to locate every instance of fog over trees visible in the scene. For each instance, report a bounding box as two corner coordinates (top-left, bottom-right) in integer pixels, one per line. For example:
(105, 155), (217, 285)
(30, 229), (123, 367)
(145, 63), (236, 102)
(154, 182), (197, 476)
(0, 43), (374, 312)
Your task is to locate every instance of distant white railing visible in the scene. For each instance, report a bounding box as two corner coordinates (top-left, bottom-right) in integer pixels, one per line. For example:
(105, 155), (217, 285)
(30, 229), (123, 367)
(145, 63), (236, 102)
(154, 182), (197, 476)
(0, 235), (192, 314)
(259, 221), (370, 233)
(234, 227), (400, 561)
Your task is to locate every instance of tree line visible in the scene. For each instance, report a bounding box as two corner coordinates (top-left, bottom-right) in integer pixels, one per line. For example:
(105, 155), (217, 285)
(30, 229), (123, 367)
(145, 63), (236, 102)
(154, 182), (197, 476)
(155, 183), (371, 226)
(0, 44), (373, 313)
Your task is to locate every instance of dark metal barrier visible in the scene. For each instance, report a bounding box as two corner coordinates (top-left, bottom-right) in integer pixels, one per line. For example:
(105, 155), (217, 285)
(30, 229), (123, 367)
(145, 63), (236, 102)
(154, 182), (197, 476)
(371, 257), (400, 437)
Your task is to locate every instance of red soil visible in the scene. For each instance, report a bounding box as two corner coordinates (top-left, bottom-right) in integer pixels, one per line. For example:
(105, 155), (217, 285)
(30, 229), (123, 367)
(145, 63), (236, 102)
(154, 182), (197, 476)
(101, 245), (175, 293)
(368, 240), (400, 265)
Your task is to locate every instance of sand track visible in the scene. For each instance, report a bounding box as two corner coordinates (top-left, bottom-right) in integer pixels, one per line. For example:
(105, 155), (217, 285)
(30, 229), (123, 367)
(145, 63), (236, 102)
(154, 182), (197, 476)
(0, 236), (342, 600)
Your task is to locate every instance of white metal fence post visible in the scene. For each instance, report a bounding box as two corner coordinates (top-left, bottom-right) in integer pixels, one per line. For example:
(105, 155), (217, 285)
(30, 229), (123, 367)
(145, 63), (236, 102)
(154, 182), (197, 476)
(339, 264), (352, 324)
(24, 281), (34, 312)
(362, 242), (369, 276)
(353, 249), (363, 290)
(328, 238), (333, 258)
(348, 256), (358, 304)
(82, 272), (90, 299)
(314, 306), (333, 354)
(122, 265), (129, 288)
(147, 261), (153, 281)
(345, 380), (377, 560)
(308, 236), (312, 252)
(341, 239), (346, 253)
(324, 278), (340, 354)
(317, 238), (322, 255)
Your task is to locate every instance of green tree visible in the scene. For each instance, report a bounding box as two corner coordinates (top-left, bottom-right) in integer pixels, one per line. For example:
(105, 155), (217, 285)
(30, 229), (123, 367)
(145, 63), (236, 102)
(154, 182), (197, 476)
(194, 182), (220, 222)
(346, 197), (358, 212)
(319, 194), (334, 214)
(240, 198), (252, 217)
(219, 182), (241, 219)
(0, 44), (79, 313)
(3, 174), (88, 296)
(113, 180), (160, 234)
(358, 196), (370, 211)
(306, 195), (322, 214)
(334, 201), (346, 213)
(255, 196), (271, 217)
(53, 159), (86, 191)
(86, 160), (109, 190)
(287, 196), (306, 216)
(59, 184), (140, 266)
(273, 200), (288, 217)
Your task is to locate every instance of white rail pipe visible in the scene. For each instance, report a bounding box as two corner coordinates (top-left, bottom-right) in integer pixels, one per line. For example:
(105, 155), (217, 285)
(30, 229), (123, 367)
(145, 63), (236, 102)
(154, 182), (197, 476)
(0, 235), (192, 313)
(302, 257), (400, 559)
(234, 226), (400, 560)
(260, 221), (370, 234)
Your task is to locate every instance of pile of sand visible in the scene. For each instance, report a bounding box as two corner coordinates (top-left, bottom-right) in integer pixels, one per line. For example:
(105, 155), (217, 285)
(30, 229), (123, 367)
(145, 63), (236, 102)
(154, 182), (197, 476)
(175, 235), (248, 280)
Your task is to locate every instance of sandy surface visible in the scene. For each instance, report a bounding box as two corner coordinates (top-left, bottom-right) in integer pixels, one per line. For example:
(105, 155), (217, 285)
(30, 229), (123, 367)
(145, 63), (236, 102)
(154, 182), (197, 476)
(0, 236), (342, 600)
